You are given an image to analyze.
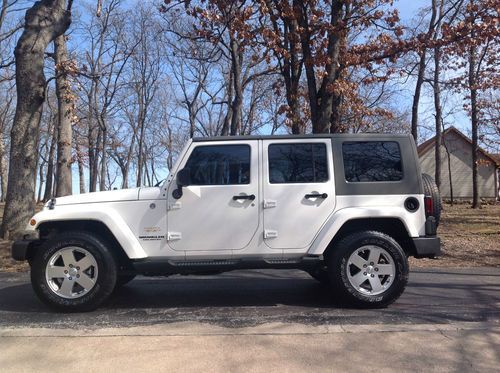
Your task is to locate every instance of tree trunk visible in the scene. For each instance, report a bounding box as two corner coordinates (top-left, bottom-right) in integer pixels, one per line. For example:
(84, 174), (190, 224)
(433, 0), (444, 189)
(89, 126), (101, 192)
(75, 140), (85, 194)
(220, 68), (233, 136)
(411, 50), (427, 143)
(99, 125), (107, 191)
(136, 117), (145, 188)
(37, 161), (44, 203)
(411, 0), (438, 143)
(1, 0), (71, 239)
(0, 140), (7, 202)
(469, 44), (480, 209)
(442, 124), (454, 206)
(229, 36), (243, 136)
(43, 126), (57, 202)
(54, 33), (73, 197)
(298, 0), (344, 134)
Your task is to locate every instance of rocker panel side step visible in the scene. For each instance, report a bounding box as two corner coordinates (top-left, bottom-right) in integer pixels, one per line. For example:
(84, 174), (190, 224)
(131, 256), (322, 276)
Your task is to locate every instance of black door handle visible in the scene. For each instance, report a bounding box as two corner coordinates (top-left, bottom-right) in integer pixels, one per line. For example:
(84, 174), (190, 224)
(232, 194), (256, 201)
(305, 193), (328, 199)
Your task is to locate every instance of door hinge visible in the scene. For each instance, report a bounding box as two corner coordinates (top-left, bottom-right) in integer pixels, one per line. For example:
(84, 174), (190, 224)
(263, 199), (277, 209)
(264, 229), (278, 239)
(167, 232), (182, 241)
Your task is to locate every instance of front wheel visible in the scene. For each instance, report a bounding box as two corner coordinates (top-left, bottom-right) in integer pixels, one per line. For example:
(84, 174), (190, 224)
(328, 231), (409, 308)
(31, 232), (118, 312)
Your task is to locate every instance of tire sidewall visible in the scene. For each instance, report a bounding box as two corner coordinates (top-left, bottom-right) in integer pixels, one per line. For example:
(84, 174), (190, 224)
(31, 232), (117, 312)
(329, 232), (409, 308)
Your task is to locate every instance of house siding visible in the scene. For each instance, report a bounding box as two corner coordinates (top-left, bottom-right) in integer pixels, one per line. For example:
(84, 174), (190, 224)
(419, 130), (497, 198)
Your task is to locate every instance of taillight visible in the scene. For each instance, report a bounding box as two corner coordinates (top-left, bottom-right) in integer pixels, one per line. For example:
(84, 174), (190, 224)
(424, 196), (433, 216)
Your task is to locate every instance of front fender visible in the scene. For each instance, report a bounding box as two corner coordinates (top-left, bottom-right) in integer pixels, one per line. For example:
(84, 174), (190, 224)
(307, 206), (419, 256)
(28, 206), (147, 259)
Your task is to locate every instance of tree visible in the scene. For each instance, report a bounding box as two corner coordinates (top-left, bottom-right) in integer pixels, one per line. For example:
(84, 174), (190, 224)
(131, 5), (162, 187)
(76, 0), (136, 191)
(443, 0), (499, 208)
(54, 33), (75, 197)
(2, 0), (72, 239)
(411, 0), (439, 143)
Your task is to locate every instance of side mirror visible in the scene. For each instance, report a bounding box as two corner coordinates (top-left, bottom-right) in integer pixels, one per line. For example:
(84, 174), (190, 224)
(172, 168), (191, 200)
(176, 168), (191, 187)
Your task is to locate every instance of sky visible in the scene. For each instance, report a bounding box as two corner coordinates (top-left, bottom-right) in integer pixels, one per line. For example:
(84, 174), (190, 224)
(62, 0), (478, 193)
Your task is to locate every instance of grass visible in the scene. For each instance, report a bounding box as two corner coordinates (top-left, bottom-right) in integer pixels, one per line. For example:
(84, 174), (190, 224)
(410, 203), (500, 268)
(0, 202), (499, 272)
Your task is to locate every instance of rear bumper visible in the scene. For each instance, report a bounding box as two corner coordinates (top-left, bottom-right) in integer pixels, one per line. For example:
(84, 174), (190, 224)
(412, 236), (441, 258)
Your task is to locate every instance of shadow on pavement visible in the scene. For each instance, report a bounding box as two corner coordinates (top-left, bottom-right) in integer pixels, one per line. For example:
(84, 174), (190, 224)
(0, 269), (499, 329)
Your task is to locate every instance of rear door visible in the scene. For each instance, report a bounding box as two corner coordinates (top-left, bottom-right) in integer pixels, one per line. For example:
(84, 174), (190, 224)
(167, 140), (259, 252)
(262, 139), (336, 249)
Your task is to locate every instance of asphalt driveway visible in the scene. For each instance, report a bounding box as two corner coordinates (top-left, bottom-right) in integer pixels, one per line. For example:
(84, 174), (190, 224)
(0, 267), (499, 328)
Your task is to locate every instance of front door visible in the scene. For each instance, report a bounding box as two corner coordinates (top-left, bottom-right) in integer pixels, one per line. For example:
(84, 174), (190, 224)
(167, 141), (259, 252)
(263, 139), (336, 249)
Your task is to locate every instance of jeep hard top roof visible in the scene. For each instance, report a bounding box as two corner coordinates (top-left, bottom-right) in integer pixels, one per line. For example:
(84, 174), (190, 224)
(192, 133), (414, 142)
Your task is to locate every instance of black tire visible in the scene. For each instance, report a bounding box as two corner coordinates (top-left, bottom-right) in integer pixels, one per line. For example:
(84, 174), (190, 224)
(328, 231), (409, 308)
(307, 265), (330, 285)
(31, 231), (118, 312)
(422, 173), (442, 226)
(115, 274), (136, 288)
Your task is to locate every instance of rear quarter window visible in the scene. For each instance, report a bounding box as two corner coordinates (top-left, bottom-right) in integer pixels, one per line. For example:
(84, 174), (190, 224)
(342, 141), (403, 182)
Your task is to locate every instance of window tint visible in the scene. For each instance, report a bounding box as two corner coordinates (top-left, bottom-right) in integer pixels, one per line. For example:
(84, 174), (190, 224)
(268, 143), (328, 183)
(342, 141), (403, 182)
(184, 145), (250, 185)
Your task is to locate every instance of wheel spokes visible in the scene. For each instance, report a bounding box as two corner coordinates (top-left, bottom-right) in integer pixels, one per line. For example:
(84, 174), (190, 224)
(377, 264), (394, 275)
(350, 272), (367, 287)
(58, 279), (74, 297)
(349, 253), (367, 270)
(75, 256), (93, 271)
(369, 275), (384, 293)
(367, 248), (381, 265)
(60, 250), (75, 267)
(45, 247), (98, 299)
(75, 273), (95, 291)
(346, 245), (396, 296)
(46, 266), (66, 279)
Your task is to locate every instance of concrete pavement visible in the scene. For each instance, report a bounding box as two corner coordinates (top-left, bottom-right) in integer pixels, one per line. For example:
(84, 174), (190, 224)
(1, 267), (499, 372)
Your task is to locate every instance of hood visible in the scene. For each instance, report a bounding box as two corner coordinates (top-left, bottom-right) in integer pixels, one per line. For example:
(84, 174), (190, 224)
(53, 188), (141, 206)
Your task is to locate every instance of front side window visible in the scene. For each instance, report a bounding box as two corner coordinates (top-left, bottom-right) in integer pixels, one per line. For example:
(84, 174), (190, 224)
(268, 143), (328, 184)
(342, 141), (403, 182)
(184, 145), (250, 185)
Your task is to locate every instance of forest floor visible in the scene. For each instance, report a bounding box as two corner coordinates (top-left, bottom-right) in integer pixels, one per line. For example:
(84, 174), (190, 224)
(0, 202), (499, 272)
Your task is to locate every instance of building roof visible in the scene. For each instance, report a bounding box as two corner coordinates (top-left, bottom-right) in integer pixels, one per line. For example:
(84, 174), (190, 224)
(417, 126), (500, 167)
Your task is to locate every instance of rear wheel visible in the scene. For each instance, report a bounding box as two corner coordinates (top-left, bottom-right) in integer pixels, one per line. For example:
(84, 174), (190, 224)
(328, 231), (409, 308)
(31, 231), (117, 312)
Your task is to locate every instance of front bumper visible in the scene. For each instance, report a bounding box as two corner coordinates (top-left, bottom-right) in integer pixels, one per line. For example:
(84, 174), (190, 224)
(412, 236), (441, 258)
(11, 232), (40, 261)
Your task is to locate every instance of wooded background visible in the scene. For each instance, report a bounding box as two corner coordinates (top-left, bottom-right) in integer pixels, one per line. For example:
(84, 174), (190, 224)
(0, 0), (498, 238)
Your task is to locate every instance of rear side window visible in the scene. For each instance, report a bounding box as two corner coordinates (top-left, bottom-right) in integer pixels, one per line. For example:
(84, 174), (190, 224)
(185, 145), (250, 185)
(268, 143), (328, 183)
(342, 141), (403, 182)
